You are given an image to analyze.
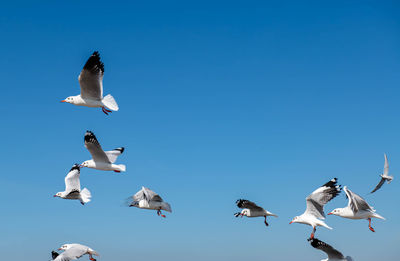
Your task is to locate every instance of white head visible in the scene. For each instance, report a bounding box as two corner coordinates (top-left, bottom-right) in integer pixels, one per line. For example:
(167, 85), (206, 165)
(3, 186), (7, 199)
(53, 192), (64, 198)
(58, 244), (72, 251)
(241, 209), (250, 216)
(61, 96), (76, 104)
(328, 208), (343, 216)
(80, 160), (93, 168)
(289, 216), (302, 224)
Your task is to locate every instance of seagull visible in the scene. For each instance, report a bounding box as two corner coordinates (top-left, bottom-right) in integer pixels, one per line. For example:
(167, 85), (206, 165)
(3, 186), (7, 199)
(308, 238), (353, 261)
(328, 186), (385, 232)
(81, 131), (126, 172)
(61, 51), (119, 115)
(234, 199), (278, 227)
(54, 164), (91, 205)
(127, 186), (172, 217)
(53, 243), (99, 261)
(370, 153), (394, 193)
(289, 178), (341, 239)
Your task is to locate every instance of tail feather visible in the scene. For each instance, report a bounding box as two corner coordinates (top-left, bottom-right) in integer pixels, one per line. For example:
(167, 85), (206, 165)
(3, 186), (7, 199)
(80, 188), (92, 204)
(102, 94), (119, 111)
(118, 164), (126, 172)
(373, 213), (385, 220)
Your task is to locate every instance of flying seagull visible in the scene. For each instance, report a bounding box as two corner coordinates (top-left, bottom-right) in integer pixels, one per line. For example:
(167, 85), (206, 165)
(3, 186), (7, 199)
(61, 51), (119, 115)
(234, 199), (278, 227)
(127, 186), (172, 217)
(53, 243), (99, 261)
(290, 178), (341, 239)
(54, 164), (91, 205)
(308, 238), (353, 261)
(370, 153), (394, 193)
(81, 131), (126, 172)
(328, 186), (385, 232)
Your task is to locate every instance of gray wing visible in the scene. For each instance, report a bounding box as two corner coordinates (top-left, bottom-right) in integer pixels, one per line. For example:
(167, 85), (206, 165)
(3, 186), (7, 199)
(235, 199), (264, 211)
(143, 187), (163, 202)
(105, 147), (124, 163)
(65, 164), (81, 194)
(370, 178), (386, 194)
(78, 51), (104, 100)
(305, 178), (341, 219)
(383, 153), (389, 175)
(309, 238), (345, 259)
(54, 246), (87, 261)
(84, 131), (110, 163)
(344, 186), (373, 213)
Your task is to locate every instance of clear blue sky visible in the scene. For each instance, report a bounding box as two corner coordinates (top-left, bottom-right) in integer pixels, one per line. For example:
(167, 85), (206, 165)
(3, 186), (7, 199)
(1, 1), (399, 260)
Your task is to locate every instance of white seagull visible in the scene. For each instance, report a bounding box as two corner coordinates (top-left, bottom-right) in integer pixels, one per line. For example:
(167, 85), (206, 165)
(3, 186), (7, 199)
(53, 243), (99, 261)
(54, 164), (91, 205)
(61, 51), (119, 115)
(290, 178), (341, 239)
(81, 131), (126, 172)
(127, 186), (172, 217)
(328, 186), (385, 232)
(234, 199), (278, 227)
(370, 153), (394, 193)
(308, 238), (353, 261)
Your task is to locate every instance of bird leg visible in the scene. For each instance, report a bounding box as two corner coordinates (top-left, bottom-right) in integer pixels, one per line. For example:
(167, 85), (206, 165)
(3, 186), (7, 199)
(157, 209), (166, 218)
(368, 218), (375, 232)
(89, 254), (96, 261)
(309, 227), (316, 240)
(101, 107), (112, 115)
(264, 216), (269, 227)
(114, 170), (121, 173)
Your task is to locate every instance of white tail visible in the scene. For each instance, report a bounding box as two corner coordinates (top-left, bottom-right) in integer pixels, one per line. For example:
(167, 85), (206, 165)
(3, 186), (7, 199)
(118, 164), (126, 172)
(80, 188), (92, 204)
(102, 94), (119, 111)
(373, 213), (386, 220)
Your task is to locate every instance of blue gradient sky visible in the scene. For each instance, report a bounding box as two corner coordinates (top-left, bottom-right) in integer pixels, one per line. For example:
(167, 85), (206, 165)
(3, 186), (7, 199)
(1, 1), (399, 260)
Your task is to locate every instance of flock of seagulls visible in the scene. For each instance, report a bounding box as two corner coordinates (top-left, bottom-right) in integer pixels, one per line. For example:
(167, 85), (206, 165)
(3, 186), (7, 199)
(52, 51), (394, 261)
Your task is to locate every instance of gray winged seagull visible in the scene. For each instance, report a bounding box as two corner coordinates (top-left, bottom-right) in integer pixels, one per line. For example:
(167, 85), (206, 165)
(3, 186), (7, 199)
(61, 51), (119, 115)
(54, 164), (91, 205)
(289, 178), (341, 239)
(127, 186), (172, 217)
(328, 186), (385, 232)
(234, 199), (277, 227)
(53, 243), (99, 261)
(80, 131), (126, 172)
(370, 153), (394, 193)
(308, 238), (353, 261)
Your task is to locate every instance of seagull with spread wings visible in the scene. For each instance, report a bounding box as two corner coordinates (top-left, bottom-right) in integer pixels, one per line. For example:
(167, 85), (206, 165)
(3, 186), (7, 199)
(328, 186), (385, 232)
(289, 178), (342, 239)
(127, 186), (172, 218)
(234, 199), (277, 227)
(370, 153), (394, 194)
(53, 164), (91, 205)
(81, 131), (126, 172)
(61, 51), (119, 115)
(53, 243), (99, 261)
(308, 238), (353, 261)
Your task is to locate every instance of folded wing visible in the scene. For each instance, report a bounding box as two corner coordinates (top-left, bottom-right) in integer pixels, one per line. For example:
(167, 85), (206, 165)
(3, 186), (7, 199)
(64, 164), (81, 195)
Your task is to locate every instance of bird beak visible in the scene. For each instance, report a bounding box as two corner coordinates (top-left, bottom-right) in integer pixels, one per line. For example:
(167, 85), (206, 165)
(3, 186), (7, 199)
(79, 164), (84, 167)
(53, 195), (57, 197)
(328, 212), (333, 215)
(289, 221), (293, 224)
(58, 248), (62, 250)
(60, 100), (66, 103)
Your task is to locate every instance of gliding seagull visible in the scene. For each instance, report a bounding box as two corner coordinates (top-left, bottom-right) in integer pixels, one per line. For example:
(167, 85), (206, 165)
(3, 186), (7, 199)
(127, 186), (172, 217)
(53, 243), (99, 261)
(370, 153), (394, 193)
(234, 199), (277, 227)
(308, 238), (353, 261)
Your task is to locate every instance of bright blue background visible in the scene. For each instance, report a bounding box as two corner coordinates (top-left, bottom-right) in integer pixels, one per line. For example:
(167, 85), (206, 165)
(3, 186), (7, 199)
(1, 1), (399, 260)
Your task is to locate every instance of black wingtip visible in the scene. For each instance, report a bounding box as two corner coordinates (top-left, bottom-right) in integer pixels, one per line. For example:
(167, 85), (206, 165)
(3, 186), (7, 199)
(115, 147), (125, 153)
(84, 131), (98, 143)
(51, 250), (59, 259)
(83, 51), (104, 73)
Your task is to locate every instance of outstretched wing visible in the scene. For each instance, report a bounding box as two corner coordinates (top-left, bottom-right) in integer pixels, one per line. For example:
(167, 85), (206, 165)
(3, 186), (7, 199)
(105, 147), (124, 163)
(54, 247), (87, 261)
(383, 153), (389, 175)
(309, 238), (345, 259)
(143, 187), (163, 202)
(64, 164), (81, 194)
(344, 186), (373, 213)
(370, 178), (386, 194)
(305, 178), (341, 219)
(236, 199), (264, 211)
(78, 51), (104, 100)
(84, 131), (110, 163)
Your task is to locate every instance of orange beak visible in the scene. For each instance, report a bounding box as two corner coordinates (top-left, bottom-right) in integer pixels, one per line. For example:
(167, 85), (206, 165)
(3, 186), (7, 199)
(289, 221), (293, 224)
(53, 195), (57, 197)
(60, 100), (66, 102)
(328, 212), (333, 215)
